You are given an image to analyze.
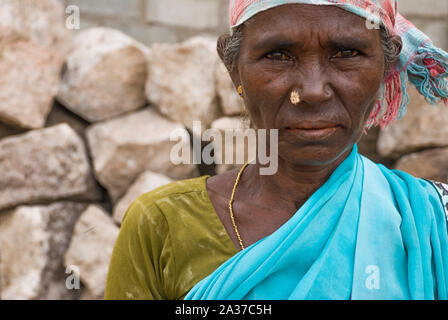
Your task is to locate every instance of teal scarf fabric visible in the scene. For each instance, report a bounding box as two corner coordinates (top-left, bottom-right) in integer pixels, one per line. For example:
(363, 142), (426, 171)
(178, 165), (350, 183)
(185, 144), (448, 300)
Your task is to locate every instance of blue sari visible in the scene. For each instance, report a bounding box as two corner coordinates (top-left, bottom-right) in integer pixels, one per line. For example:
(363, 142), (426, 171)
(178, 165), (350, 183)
(185, 145), (448, 300)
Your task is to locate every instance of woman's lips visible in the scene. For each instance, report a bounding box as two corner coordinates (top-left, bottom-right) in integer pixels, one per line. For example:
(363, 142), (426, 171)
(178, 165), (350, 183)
(285, 125), (341, 142)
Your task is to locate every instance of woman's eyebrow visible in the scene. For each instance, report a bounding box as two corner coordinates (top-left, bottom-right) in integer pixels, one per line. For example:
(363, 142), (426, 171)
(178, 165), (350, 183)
(252, 37), (298, 51)
(252, 35), (373, 52)
(326, 37), (372, 49)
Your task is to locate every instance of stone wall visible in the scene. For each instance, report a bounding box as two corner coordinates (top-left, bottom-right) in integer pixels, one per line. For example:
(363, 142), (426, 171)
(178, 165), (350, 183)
(0, 0), (447, 300)
(57, 0), (448, 50)
(59, 0), (230, 45)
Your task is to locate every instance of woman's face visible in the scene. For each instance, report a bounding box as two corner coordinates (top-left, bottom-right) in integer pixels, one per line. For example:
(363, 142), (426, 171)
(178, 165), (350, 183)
(232, 4), (386, 166)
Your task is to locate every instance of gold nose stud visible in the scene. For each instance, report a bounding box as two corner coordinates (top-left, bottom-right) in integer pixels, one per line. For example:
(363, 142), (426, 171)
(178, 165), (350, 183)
(290, 90), (301, 105)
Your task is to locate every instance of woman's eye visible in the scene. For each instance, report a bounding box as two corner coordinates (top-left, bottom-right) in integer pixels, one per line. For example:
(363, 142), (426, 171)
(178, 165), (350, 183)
(265, 51), (292, 61)
(333, 49), (360, 58)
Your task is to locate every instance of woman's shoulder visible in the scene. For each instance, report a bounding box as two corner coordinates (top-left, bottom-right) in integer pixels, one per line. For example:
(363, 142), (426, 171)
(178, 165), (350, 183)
(122, 175), (211, 222)
(120, 174), (234, 250)
(137, 175), (211, 204)
(117, 175), (238, 299)
(363, 157), (448, 222)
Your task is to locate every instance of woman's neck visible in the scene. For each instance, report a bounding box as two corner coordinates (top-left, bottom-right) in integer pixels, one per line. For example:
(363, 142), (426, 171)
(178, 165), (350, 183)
(239, 147), (353, 215)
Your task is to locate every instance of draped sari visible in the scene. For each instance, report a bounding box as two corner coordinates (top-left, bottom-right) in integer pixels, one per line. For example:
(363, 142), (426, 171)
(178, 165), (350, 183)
(185, 145), (448, 300)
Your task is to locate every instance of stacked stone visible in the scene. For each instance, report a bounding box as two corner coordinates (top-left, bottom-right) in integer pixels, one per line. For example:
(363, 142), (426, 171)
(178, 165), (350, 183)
(0, 0), (244, 301)
(0, 0), (447, 301)
(58, 0), (230, 46)
(57, 0), (448, 50)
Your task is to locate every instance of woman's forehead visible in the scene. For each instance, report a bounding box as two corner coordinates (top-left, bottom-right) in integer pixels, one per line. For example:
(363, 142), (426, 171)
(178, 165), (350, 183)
(243, 4), (379, 45)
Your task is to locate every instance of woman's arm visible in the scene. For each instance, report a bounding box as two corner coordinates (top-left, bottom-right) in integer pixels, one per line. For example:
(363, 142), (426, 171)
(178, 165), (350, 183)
(104, 198), (176, 300)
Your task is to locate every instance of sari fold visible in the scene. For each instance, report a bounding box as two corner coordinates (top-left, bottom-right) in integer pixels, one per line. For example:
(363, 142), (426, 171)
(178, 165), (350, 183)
(185, 145), (448, 300)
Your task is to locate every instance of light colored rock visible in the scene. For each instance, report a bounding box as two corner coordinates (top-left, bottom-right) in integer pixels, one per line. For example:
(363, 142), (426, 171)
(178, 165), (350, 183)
(146, 37), (220, 131)
(0, 0), (69, 129)
(377, 87), (448, 159)
(215, 61), (245, 116)
(81, 18), (180, 46)
(64, 205), (120, 299)
(0, 40), (63, 129)
(211, 117), (257, 175)
(145, 0), (220, 29)
(86, 108), (198, 202)
(0, 202), (88, 300)
(0, 124), (102, 211)
(66, 0), (143, 19)
(395, 147), (448, 183)
(113, 171), (173, 224)
(57, 27), (149, 123)
(0, 0), (71, 52)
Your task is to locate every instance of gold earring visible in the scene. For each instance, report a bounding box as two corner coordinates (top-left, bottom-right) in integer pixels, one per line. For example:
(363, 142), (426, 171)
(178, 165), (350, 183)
(290, 90), (301, 105)
(237, 85), (244, 98)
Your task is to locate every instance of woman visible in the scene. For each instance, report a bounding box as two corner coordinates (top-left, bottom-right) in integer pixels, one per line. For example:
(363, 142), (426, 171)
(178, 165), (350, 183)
(105, 0), (448, 300)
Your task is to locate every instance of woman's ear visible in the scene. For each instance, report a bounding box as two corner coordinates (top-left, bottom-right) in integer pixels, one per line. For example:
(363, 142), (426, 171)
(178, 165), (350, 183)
(217, 33), (241, 89)
(390, 35), (403, 61)
(383, 34), (403, 78)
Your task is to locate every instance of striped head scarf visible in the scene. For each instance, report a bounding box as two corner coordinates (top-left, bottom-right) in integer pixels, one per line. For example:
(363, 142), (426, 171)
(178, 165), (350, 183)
(229, 0), (448, 129)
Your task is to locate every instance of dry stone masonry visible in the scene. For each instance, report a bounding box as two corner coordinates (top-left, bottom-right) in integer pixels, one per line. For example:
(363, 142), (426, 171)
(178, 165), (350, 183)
(0, 0), (446, 300)
(57, 27), (149, 122)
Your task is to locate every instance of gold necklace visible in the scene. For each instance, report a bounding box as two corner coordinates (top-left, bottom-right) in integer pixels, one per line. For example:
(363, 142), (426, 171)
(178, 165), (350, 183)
(228, 161), (250, 250)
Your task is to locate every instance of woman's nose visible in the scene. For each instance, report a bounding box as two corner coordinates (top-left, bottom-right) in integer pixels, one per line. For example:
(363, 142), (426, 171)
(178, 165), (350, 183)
(295, 62), (333, 105)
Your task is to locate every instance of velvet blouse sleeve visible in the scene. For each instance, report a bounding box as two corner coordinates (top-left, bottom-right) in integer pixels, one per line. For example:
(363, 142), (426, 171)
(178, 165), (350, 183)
(104, 197), (176, 300)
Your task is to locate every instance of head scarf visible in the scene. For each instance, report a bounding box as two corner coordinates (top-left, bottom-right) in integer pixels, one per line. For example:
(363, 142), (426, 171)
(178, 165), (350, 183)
(229, 0), (448, 129)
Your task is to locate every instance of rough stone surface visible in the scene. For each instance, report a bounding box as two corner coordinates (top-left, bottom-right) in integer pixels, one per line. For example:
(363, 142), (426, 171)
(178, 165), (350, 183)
(113, 171), (173, 224)
(0, 0), (71, 51)
(0, 202), (88, 300)
(86, 108), (198, 202)
(57, 27), (148, 123)
(79, 17), (180, 46)
(145, 0), (220, 29)
(377, 87), (448, 159)
(64, 0), (143, 19)
(145, 37), (220, 130)
(395, 147), (448, 183)
(0, 40), (63, 129)
(64, 205), (119, 299)
(0, 124), (102, 211)
(211, 117), (257, 175)
(215, 62), (245, 116)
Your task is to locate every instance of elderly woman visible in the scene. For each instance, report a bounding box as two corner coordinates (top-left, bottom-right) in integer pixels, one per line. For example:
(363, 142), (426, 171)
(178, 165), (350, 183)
(105, 0), (448, 300)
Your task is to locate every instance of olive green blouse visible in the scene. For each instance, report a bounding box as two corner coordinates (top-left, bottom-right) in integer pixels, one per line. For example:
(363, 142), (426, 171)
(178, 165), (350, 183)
(104, 175), (239, 300)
